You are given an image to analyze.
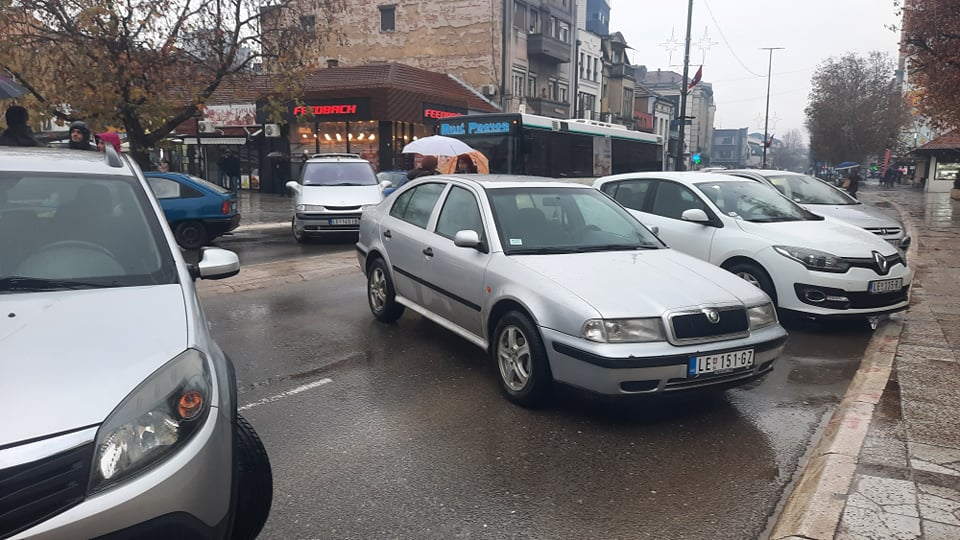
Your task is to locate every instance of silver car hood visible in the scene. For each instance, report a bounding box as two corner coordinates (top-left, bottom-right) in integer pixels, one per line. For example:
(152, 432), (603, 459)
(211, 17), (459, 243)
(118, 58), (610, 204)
(805, 203), (900, 229)
(298, 184), (383, 206)
(512, 250), (769, 318)
(0, 285), (188, 446)
(735, 216), (899, 257)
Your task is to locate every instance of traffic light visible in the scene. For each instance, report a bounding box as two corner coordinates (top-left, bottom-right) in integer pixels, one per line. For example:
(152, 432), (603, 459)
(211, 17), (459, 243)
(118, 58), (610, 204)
(692, 153), (702, 165)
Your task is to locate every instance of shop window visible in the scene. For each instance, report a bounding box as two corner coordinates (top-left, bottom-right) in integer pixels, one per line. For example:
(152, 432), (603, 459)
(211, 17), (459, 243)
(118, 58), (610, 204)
(935, 161), (960, 181)
(379, 5), (396, 32)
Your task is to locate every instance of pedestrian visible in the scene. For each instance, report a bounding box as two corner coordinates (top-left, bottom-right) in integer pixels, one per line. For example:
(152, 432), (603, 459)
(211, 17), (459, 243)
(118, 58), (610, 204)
(455, 154), (478, 174)
(67, 121), (94, 150)
(406, 155), (440, 180)
(95, 132), (122, 153)
(843, 170), (861, 199)
(0, 105), (40, 147)
(881, 167), (894, 188)
(218, 149), (242, 194)
(158, 159), (170, 172)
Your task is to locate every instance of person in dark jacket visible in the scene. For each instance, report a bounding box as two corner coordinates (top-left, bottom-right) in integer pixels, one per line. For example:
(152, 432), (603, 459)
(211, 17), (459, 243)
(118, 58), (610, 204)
(0, 105), (40, 147)
(68, 121), (94, 150)
(218, 149), (242, 193)
(844, 170), (861, 199)
(406, 155), (439, 180)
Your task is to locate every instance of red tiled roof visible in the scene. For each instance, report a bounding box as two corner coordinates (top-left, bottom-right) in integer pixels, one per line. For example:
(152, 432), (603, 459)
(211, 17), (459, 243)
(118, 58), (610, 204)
(912, 130), (960, 153)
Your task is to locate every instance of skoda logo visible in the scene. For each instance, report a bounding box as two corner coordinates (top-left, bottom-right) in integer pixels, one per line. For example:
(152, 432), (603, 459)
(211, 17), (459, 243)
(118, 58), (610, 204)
(704, 309), (721, 324)
(873, 251), (889, 274)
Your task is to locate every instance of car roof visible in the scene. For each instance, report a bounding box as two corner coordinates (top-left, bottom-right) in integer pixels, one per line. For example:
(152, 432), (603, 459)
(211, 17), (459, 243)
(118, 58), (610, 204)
(0, 146), (134, 175)
(442, 174), (596, 190)
(306, 154), (368, 163)
(725, 169), (802, 176)
(598, 171), (744, 185)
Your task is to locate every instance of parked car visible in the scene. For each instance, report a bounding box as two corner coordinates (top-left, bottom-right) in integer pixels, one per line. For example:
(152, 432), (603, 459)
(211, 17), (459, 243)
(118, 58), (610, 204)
(0, 146), (272, 539)
(594, 172), (913, 320)
(357, 174), (788, 407)
(144, 171), (240, 250)
(377, 170), (409, 197)
(719, 169), (910, 250)
(287, 153), (390, 242)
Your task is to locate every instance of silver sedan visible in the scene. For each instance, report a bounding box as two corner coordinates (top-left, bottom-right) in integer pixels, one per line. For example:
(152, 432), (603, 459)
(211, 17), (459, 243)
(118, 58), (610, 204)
(356, 175), (789, 407)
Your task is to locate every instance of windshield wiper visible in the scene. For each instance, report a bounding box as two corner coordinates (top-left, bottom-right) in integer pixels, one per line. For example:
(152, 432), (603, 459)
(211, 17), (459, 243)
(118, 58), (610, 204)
(571, 244), (658, 252)
(508, 247), (578, 255)
(748, 217), (801, 223)
(0, 276), (119, 292)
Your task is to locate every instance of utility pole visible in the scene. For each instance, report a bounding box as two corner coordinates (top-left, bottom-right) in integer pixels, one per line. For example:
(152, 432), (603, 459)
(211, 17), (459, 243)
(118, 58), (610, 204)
(674, 0), (694, 171)
(761, 47), (783, 169)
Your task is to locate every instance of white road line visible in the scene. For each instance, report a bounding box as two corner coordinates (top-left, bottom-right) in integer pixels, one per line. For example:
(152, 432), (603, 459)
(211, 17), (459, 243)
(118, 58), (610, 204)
(239, 378), (333, 411)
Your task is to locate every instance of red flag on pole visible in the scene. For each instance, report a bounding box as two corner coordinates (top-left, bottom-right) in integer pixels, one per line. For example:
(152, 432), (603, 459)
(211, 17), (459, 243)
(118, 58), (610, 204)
(688, 66), (703, 90)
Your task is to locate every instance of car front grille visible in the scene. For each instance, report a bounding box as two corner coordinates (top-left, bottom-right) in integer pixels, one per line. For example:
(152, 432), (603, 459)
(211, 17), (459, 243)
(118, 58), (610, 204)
(323, 205), (362, 211)
(0, 443), (93, 538)
(669, 307), (749, 342)
(864, 227), (902, 237)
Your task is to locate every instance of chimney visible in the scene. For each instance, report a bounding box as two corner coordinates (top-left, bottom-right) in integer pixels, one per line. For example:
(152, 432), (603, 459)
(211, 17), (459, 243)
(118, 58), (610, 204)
(326, 58), (339, 68)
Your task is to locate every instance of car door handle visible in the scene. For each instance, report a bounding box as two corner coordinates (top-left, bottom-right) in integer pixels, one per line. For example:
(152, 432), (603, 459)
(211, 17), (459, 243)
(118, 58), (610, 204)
(422, 247), (434, 257)
(383, 230), (392, 239)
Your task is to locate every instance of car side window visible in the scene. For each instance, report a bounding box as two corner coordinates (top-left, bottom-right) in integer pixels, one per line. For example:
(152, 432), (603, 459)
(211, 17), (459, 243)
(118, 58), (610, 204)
(148, 177), (180, 199)
(650, 181), (708, 220)
(610, 180), (652, 211)
(435, 186), (484, 240)
(390, 183), (445, 229)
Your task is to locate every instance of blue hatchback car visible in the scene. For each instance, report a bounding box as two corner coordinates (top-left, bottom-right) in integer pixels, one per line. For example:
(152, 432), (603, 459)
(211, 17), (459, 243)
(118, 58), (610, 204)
(145, 172), (241, 249)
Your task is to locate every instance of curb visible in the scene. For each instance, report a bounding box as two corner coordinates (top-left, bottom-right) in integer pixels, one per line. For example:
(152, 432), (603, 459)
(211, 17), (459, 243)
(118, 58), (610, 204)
(196, 250), (359, 297)
(768, 196), (918, 540)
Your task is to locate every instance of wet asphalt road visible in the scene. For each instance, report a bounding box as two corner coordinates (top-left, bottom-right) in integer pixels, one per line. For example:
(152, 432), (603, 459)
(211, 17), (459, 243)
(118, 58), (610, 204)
(200, 241), (876, 540)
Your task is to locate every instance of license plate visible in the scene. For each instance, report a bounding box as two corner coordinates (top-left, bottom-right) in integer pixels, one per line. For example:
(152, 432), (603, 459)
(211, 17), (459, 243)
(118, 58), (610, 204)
(868, 278), (902, 294)
(329, 218), (359, 225)
(689, 348), (754, 377)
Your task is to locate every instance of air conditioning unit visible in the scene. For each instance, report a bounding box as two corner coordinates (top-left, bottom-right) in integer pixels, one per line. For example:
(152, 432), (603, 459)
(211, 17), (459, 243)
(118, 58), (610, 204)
(198, 121), (216, 134)
(480, 84), (498, 97)
(264, 123), (281, 138)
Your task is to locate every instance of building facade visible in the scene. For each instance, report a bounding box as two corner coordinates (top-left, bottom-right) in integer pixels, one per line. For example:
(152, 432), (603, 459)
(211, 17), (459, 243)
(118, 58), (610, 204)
(711, 128), (750, 169)
(636, 68), (715, 168)
(634, 82), (676, 170)
(600, 32), (634, 128)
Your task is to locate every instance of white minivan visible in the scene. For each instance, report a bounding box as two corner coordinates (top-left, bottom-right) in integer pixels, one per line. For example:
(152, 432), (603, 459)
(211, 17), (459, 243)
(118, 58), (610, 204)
(286, 153), (391, 242)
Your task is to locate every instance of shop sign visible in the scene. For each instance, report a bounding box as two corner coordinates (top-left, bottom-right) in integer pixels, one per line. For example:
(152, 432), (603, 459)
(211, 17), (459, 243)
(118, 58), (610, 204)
(291, 99), (370, 120)
(440, 120), (512, 136)
(205, 103), (258, 126)
(422, 102), (467, 122)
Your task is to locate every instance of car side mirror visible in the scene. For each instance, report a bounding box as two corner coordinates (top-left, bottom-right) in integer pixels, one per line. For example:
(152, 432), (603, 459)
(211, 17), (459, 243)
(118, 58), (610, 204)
(379, 180), (393, 190)
(681, 208), (710, 223)
(285, 181), (301, 195)
(453, 229), (482, 249)
(192, 247), (240, 280)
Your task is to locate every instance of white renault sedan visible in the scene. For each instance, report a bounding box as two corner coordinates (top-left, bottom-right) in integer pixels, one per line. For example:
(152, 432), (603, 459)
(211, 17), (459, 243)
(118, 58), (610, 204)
(594, 172), (912, 320)
(357, 175), (788, 407)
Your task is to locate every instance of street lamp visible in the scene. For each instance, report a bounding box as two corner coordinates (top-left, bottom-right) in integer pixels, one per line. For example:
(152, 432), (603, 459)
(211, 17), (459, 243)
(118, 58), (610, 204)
(760, 47), (784, 169)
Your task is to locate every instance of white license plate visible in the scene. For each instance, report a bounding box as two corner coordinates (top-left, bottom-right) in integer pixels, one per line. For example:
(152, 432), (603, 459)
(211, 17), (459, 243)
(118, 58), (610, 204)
(868, 278), (902, 294)
(689, 348), (754, 377)
(329, 218), (359, 225)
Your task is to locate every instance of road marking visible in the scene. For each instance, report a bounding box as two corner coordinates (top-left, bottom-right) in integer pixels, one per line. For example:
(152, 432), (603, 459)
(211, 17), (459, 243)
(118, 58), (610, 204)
(239, 378), (333, 411)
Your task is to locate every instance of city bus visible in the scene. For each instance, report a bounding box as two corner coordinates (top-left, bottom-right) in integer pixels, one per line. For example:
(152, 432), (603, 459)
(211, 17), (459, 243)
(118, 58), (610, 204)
(436, 113), (662, 178)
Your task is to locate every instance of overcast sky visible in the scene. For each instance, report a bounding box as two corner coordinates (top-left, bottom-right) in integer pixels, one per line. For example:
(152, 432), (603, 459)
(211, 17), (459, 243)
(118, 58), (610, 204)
(610, 0), (903, 138)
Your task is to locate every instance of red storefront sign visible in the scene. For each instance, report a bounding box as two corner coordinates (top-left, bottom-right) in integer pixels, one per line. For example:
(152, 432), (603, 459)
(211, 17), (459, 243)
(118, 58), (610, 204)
(293, 104), (358, 116)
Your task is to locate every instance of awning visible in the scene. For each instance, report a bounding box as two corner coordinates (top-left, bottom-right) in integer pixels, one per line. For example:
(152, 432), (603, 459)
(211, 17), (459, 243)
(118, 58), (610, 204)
(181, 137), (248, 145)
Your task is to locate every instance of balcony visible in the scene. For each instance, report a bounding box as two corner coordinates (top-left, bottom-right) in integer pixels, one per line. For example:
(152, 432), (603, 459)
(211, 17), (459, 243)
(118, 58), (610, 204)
(527, 33), (571, 64)
(609, 63), (635, 80)
(525, 97), (570, 118)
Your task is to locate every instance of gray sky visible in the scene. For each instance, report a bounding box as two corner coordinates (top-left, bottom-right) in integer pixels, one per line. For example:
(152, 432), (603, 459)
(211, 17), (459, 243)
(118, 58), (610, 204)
(610, 0), (903, 138)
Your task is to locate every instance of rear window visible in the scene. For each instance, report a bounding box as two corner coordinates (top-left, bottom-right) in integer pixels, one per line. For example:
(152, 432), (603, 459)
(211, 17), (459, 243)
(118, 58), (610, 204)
(301, 161), (377, 187)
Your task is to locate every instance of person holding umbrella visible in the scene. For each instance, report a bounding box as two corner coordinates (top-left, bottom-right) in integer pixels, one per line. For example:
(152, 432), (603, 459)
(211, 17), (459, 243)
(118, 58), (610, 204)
(407, 155), (439, 181)
(0, 105), (40, 147)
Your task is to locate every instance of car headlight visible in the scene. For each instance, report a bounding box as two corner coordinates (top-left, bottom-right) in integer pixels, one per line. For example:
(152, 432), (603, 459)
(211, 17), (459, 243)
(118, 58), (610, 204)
(296, 204), (326, 212)
(747, 303), (778, 329)
(774, 245), (850, 273)
(582, 318), (665, 343)
(90, 349), (213, 493)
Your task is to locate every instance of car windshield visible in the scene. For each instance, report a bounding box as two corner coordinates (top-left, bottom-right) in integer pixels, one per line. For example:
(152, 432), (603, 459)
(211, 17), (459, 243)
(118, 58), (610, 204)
(302, 161), (377, 186)
(763, 173), (857, 205)
(487, 186), (663, 255)
(0, 172), (178, 293)
(695, 180), (820, 223)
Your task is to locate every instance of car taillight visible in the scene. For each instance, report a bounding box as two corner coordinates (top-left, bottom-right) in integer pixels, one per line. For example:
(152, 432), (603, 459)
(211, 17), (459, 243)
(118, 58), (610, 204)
(222, 200), (230, 214)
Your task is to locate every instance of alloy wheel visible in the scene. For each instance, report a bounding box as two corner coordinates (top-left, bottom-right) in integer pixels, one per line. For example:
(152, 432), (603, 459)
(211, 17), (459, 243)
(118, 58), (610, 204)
(497, 325), (531, 391)
(369, 267), (387, 312)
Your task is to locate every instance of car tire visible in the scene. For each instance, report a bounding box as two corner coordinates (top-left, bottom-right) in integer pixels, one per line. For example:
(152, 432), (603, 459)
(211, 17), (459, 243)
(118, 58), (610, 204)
(492, 311), (552, 408)
(174, 220), (207, 250)
(291, 217), (306, 244)
(367, 257), (404, 322)
(232, 414), (273, 540)
(726, 261), (778, 305)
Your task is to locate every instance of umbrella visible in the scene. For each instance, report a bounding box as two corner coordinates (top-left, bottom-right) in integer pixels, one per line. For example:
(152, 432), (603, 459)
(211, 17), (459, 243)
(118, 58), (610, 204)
(0, 76), (29, 100)
(438, 150), (490, 174)
(835, 161), (860, 170)
(401, 135), (474, 157)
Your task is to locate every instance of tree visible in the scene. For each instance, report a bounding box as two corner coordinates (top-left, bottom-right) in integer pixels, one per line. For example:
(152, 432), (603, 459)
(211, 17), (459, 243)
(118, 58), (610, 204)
(774, 128), (808, 172)
(0, 0), (338, 167)
(805, 52), (910, 165)
(899, 0), (960, 130)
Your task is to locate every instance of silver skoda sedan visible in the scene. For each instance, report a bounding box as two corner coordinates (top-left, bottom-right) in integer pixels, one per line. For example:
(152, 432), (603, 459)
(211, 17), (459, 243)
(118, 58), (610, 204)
(0, 147), (271, 539)
(356, 175), (789, 407)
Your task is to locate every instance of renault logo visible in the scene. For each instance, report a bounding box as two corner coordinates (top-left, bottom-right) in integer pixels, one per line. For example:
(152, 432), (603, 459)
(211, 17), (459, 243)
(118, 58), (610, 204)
(873, 251), (889, 274)
(704, 309), (721, 324)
